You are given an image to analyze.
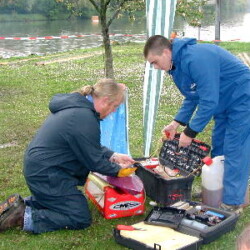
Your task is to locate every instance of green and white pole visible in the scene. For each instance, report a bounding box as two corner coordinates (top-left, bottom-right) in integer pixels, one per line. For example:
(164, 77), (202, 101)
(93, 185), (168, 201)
(143, 0), (177, 157)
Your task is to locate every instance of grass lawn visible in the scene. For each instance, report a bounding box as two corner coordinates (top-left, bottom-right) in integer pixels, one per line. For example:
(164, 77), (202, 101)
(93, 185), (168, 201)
(0, 42), (250, 249)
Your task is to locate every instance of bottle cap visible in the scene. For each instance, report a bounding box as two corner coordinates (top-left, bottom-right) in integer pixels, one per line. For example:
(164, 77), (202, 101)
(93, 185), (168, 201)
(149, 201), (158, 206)
(202, 156), (213, 166)
(151, 158), (158, 161)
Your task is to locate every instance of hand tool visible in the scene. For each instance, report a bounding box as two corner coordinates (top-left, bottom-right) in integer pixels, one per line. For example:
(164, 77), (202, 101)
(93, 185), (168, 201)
(116, 225), (146, 231)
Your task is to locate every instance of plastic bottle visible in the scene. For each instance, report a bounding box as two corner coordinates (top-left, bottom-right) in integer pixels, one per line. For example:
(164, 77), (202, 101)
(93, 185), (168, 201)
(202, 155), (250, 208)
(201, 156), (225, 208)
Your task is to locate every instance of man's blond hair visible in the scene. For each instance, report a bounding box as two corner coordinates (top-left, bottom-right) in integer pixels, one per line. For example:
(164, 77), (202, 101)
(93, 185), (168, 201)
(75, 78), (125, 103)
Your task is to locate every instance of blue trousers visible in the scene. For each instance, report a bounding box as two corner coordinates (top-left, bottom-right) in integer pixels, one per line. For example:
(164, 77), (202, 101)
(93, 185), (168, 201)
(25, 188), (91, 234)
(211, 81), (250, 205)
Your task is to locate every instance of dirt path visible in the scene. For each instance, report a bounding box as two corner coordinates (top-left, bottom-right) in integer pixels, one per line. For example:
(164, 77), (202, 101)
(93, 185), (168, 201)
(0, 54), (63, 66)
(35, 51), (103, 65)
(0, 51), (103, 66)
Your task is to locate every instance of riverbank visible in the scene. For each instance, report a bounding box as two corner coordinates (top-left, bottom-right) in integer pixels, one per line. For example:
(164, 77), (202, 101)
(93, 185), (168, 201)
(0, 13), (73, 22)
(0, 14), (50, 22)
(0, 43), (250, 249)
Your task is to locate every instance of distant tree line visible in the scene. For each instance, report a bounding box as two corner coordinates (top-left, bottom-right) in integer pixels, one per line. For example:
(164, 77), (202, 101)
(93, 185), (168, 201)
(0, 0), (96, 19)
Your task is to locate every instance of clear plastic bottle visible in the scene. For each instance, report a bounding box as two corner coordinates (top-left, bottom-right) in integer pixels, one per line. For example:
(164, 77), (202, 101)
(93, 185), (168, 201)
(201, 156), (225, 208)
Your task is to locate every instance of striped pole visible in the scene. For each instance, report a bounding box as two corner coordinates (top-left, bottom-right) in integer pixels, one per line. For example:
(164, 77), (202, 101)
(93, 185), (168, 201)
(143, 0), (177, 157)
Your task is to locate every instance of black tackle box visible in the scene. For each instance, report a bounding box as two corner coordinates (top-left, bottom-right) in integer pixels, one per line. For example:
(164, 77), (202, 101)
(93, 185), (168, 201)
(159, 134), (211, 176)
(135, 134), (210, 205)
(114, 202), (239, 249)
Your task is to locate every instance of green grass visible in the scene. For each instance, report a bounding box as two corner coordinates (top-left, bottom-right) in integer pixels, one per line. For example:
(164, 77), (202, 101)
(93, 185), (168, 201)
(209, 41), (250, 54)
(0, 42), (250, 249)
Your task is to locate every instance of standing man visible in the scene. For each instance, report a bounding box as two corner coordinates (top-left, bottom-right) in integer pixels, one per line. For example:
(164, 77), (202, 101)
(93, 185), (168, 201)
(144, 35), (250, 212)
(0, 79), (136, 234)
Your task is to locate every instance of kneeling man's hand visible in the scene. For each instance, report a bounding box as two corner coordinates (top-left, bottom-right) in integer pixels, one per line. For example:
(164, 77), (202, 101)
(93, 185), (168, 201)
(110, 153), (135, 168)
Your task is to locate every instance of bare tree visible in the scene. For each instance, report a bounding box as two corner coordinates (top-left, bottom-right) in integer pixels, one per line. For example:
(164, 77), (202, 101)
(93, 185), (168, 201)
(57, 0), (144, 78)
(88, 0), (144, 78)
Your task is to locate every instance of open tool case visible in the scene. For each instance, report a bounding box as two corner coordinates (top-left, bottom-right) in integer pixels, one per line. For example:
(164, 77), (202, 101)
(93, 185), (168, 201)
(135, 134), (210, 205)
(114, 201), (239, 249)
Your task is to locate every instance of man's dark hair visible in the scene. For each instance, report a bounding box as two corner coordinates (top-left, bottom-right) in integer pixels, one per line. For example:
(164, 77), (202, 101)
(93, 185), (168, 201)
(144, 35), (172, 58)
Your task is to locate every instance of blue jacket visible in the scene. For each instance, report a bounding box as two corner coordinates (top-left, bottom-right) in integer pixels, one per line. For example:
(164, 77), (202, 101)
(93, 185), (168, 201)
(24, 93), (121, 196)
(169, 38), (250, 135)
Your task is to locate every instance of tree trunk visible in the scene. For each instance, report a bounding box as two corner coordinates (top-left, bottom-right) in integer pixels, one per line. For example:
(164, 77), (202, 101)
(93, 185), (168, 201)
(100, 19), (114, 78)
(215, 0), (221, 44)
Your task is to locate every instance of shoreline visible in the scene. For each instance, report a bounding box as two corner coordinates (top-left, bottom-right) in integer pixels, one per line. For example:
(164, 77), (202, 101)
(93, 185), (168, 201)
(1, 41), (249, 61)
(0, 13), (85, 23)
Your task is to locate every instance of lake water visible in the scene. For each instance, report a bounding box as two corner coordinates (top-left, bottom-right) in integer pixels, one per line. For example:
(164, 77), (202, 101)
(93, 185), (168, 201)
(0, 18), (146, 58)
(0, 1), (249, 58)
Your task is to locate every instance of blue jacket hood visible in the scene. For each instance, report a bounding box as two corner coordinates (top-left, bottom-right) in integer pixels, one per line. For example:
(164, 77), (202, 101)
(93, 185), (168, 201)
(172, 38), (197, 63)
(49, 93), (94, 114)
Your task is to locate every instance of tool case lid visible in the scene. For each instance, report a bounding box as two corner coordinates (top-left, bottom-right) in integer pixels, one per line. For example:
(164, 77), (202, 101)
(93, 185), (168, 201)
(159, 134), (211, 176)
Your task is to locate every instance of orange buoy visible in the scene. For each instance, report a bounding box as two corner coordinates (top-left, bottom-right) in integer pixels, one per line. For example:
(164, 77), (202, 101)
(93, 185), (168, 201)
(91, 16), (99, 23)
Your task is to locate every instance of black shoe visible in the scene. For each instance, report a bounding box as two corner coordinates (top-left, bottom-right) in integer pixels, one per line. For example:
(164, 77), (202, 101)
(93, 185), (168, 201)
(0, 194), (25, 232)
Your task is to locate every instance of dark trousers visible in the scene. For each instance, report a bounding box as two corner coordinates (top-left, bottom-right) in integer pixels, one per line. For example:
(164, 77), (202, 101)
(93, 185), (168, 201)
(25, 188), (91, 234)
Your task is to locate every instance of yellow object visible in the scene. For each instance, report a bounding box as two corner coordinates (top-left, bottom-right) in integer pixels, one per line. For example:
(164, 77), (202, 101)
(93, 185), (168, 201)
(117, 167), (137, 177)
(88, 173), (112, 190)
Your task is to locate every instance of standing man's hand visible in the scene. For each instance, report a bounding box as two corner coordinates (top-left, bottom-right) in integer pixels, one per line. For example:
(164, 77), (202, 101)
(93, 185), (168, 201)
(179, 132), (192, 147)
(110, 153), (135, 168)
(162, 120), (180, 140)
